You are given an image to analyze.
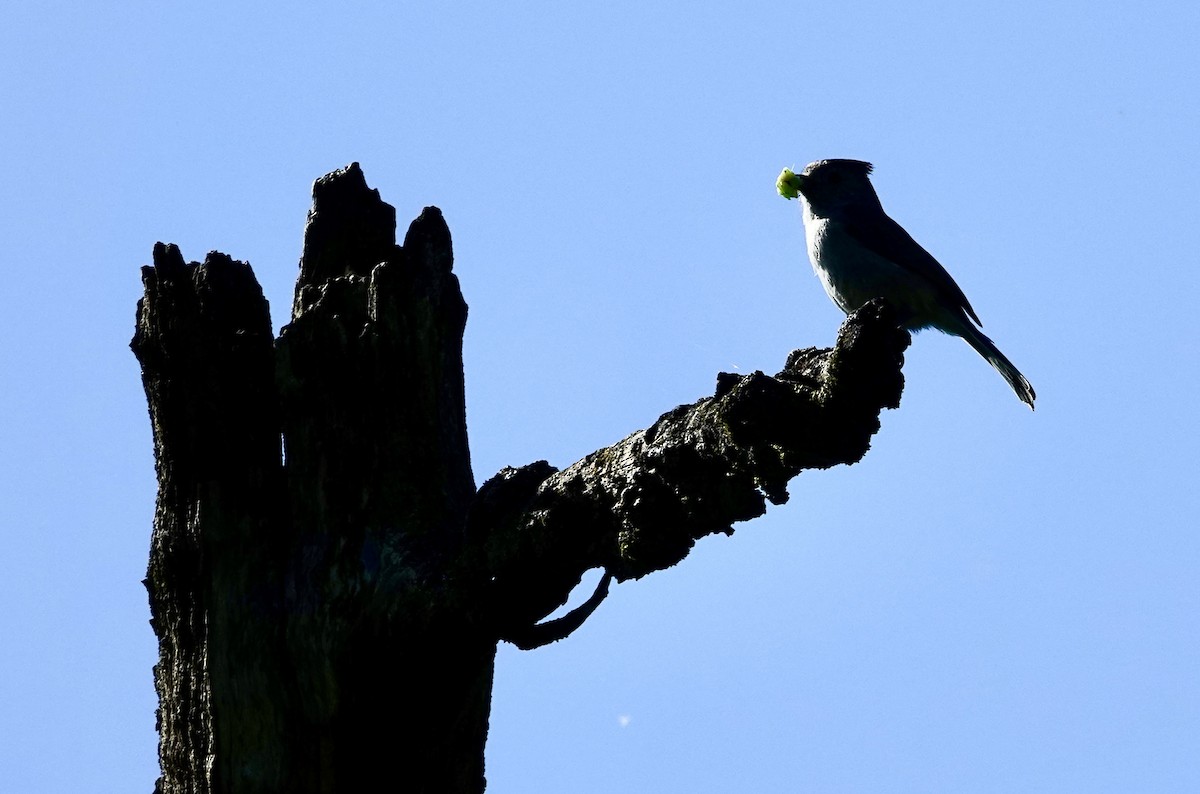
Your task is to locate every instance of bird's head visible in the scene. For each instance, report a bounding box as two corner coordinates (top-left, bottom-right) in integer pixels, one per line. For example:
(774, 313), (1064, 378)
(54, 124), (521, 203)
(777, 159), (881, 219)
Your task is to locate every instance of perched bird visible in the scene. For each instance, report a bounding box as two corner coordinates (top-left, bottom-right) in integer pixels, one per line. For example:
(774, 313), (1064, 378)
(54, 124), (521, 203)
(777, 159), (1035, 409)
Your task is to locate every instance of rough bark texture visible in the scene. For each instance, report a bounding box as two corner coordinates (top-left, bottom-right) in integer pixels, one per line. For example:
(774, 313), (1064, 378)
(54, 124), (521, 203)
(132, 162), (909, 793)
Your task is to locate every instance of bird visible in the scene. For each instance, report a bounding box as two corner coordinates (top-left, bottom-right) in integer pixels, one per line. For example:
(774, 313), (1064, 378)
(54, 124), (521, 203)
(777, 159), (1035, 409)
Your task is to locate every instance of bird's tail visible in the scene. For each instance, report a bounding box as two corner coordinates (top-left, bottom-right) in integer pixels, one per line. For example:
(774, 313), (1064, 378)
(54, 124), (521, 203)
(959, 322), (1036, 410)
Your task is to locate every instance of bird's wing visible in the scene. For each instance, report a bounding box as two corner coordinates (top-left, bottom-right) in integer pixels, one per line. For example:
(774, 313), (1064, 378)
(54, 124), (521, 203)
(841, 209), (982, 327)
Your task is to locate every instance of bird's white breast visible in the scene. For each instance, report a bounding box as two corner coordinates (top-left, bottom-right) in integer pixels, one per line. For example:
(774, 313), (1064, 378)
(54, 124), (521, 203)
(801, 206), (939, 326)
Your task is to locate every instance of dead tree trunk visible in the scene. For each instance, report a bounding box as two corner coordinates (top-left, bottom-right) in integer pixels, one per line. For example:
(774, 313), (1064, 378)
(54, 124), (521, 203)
(131, 163), (909, 793)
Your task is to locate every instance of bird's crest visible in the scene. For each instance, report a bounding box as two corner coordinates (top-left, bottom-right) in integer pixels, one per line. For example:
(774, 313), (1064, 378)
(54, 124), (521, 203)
(804, 159), (873, 177)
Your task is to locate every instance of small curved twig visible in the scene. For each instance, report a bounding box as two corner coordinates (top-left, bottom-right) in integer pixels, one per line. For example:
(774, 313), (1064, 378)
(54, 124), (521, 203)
(499, 571), (614, 650)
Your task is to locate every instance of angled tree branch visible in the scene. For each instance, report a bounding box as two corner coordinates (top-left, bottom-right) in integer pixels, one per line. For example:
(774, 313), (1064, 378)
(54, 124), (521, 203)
(472, 301), (909, 641)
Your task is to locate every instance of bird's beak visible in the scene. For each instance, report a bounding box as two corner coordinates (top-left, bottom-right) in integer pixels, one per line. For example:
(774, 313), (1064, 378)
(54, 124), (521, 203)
(776, 168), (804, 200)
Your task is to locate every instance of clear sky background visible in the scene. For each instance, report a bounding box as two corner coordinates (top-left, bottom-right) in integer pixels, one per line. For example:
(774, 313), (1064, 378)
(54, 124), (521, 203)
(2, 2), (1198, 791)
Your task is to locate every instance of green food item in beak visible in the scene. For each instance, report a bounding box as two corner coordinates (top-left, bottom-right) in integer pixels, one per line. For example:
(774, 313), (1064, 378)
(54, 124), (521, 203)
(776, 168), (802, 200)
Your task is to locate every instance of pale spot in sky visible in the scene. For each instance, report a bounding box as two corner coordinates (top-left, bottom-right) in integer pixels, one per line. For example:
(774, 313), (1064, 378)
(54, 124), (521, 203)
(617, 714), (631, 728)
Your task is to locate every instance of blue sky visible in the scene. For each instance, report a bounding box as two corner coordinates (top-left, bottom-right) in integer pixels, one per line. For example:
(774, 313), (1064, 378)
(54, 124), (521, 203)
(2, 2), (1198, 791)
